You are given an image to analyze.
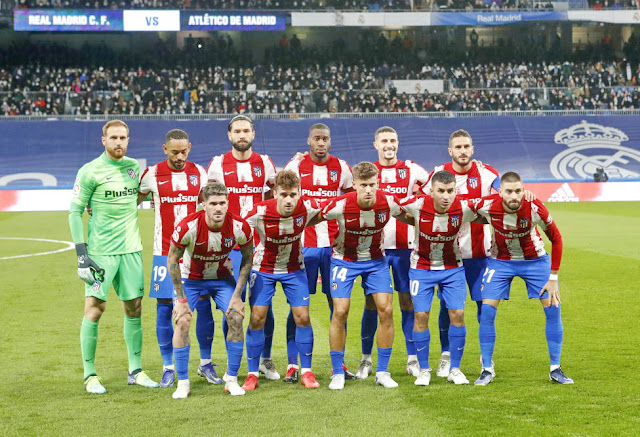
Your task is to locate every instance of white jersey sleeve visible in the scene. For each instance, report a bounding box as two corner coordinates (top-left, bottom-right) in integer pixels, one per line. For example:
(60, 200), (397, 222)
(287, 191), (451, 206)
(339, 159), (353, 190)
(139, 165), (157, 195)
(206, 154), (224, 183)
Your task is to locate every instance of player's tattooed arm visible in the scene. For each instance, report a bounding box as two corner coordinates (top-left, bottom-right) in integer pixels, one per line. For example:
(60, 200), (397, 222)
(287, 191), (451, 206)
(227, 242), (253, 318)
(168, 243), (187, 299)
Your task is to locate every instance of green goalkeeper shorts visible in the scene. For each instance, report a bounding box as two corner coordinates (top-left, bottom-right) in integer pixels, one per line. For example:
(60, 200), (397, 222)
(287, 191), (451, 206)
(85, 252), (144, 302)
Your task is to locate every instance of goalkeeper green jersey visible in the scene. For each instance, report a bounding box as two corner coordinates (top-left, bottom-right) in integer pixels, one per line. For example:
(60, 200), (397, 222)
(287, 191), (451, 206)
(69, 152), (142, 255)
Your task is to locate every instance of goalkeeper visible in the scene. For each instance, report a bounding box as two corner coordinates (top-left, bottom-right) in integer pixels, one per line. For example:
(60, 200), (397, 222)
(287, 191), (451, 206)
(69, 120), (159, 394)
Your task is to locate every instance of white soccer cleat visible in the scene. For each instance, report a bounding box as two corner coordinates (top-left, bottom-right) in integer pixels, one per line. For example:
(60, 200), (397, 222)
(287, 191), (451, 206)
(447, 368), (470, 385)
(414, 369), (432, 386)
(374, 372), (398, 388)
(355, 360), (373, 380)
(84, 375), (106, 394)
(480, 356), (496, 377)
(259, 359), (281, 380)
(328, 373), (345, 390)
(172, 380), (191, 399)
(224, 376), (246, 396)
(436, 354), (451, 377)
(406, 359), (420, 377)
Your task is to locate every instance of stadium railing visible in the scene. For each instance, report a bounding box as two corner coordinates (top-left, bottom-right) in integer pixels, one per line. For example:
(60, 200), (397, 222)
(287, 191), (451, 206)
(2, 108), (640, 120)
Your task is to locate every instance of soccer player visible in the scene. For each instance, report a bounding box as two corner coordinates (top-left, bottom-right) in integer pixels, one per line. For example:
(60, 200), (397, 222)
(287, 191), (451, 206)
(69, 119), (158, 394)
(316, 162), (403, 390)
(168, 182), (253, 398)
(421, 129), (500, 378)
(283, 123), (354, 382)
(473, 172), (573, 385)
(400, 171), (479, 386)
(138, 129), (220, 388)
(356, 126), (429, 380)
(207, 115), (279, 380)
(241, 170), (322, 391)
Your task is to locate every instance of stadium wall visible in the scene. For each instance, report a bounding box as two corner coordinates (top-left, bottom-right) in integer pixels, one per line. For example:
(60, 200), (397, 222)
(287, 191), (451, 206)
(1, 115), (639, 210)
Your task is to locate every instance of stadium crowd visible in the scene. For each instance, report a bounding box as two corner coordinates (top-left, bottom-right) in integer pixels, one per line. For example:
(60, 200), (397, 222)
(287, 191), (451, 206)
(1, 35), (639, 115)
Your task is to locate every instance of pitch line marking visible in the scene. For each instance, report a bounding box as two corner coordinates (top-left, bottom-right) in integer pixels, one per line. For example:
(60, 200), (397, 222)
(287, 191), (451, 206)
(0, 237), (75, 260)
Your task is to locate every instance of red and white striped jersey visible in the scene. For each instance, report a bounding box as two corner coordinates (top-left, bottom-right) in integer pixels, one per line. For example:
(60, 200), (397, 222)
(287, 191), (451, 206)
(171, 210), (252, 280)
(475, 194), (563, 271)
(375, 160), (429, 250)
(207, 151), (277, 218)
(401, 196), (477, 270)
(284, 154), (353, 248)
(244, 198), (322, 274)
(139, 160), (207, 256)
(321, 191), (402, 262)
(421, 160), (499, 259)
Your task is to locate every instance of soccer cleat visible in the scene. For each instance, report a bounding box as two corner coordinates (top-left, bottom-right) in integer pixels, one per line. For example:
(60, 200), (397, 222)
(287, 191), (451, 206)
(474, 369), (495, 386)
(480, 356), (496, 376)
(436, 354), (451, 377)
(224, 376), (246, 396)
(172, 381), (191, 399)
(128, 370), (160, 388)
(259, 359), (281, 380)
(447, 368), (470, 385)
(343, 363), (356, 380)
(355, 360), (373, 380)
(406, 360), (420, 377)
(549, 367), (574, 384)
(160, 368), (177, 388)
(414, 369), (432, 386)
(84, 375), (106, 394)
(241, 374), (259, 391)
(328, 373), (345, 390)
(198, 363), (223, 385)
(375, 372), (398, 388)
(283, 367), (299, 383)
(300, 371), (320, 389)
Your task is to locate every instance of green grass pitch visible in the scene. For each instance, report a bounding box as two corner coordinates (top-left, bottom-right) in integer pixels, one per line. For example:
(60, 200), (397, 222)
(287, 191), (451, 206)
(0, 202), (638, 436)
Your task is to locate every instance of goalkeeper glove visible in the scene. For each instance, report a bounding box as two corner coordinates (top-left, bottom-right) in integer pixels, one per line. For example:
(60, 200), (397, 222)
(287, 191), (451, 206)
(76, 243), (105, 284)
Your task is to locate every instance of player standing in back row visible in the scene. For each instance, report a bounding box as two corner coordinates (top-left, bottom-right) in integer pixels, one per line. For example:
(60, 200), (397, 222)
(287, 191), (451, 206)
(421, 129), (500, 378)
(283, 123), (354, 382)
(138, 129), (220, 387)
(69, 119), (158, 394)
(356, 126), (429, 380)
(207, 115), (279, 380)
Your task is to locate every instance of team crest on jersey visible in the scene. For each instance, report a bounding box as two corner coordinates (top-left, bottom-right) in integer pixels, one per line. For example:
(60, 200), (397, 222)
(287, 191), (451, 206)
(377, 211), (388, 222)
(519, 218), (530, 228)
(398, 168), (407, 180)
(127, 169), (136, 179)
(223, 237), (234, 248)
(189, 175), (198, 186)
(450, 215), (460, 227)
(92, 281), (101, 292)
(329, 170), (338, 182)
(468, 177), (478, 189)
(253, 166), (262, 177)
(295, 216), (304, 227)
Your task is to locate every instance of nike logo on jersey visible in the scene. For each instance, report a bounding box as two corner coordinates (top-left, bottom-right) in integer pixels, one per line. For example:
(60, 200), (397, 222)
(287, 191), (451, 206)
(420, 219), (432, 223)
(195, 241), (206, 245)
(346, 218), (358, 223)
(266, 224), (278, 228)
(158, 181), (169, 185)
(491, 217), (501, 221)
(300, 173), (311, 177)
(106, 176), (113, 180)
(224, 171), (234, 175)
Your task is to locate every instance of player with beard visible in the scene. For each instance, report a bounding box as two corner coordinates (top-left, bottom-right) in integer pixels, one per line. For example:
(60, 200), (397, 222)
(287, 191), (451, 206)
(207, 115), (279, 380)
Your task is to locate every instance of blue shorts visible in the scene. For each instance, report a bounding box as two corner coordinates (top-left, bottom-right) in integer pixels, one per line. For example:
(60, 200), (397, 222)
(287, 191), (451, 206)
(462, 257), (489, 302)
(386, 249), (411, 293)
(229, 248), (249, 301)
(330, 258), (393, 299)
(302, 247), (332, 295)
(249, 269), (310, 307)
(481, 255), (551, 301)
(409, 267), (467, 312)
(182, 277), (236, 312)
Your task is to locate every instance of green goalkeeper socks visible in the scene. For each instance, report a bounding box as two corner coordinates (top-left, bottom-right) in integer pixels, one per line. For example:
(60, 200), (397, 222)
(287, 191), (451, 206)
(80, 317), (99, 379)
(124, 316), (143, 373)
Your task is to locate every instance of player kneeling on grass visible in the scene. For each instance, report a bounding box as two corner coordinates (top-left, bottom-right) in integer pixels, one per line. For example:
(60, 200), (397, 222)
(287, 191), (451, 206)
(241, 170), (322, 391)
(168, 182), (253, 398)
(473, 172), (573, 386)
(399, 170), (480, 386)
(70, 119), (158, 394)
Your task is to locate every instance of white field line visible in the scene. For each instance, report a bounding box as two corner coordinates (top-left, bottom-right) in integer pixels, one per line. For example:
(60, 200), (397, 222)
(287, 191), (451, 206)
(0, 237), (75, 260)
